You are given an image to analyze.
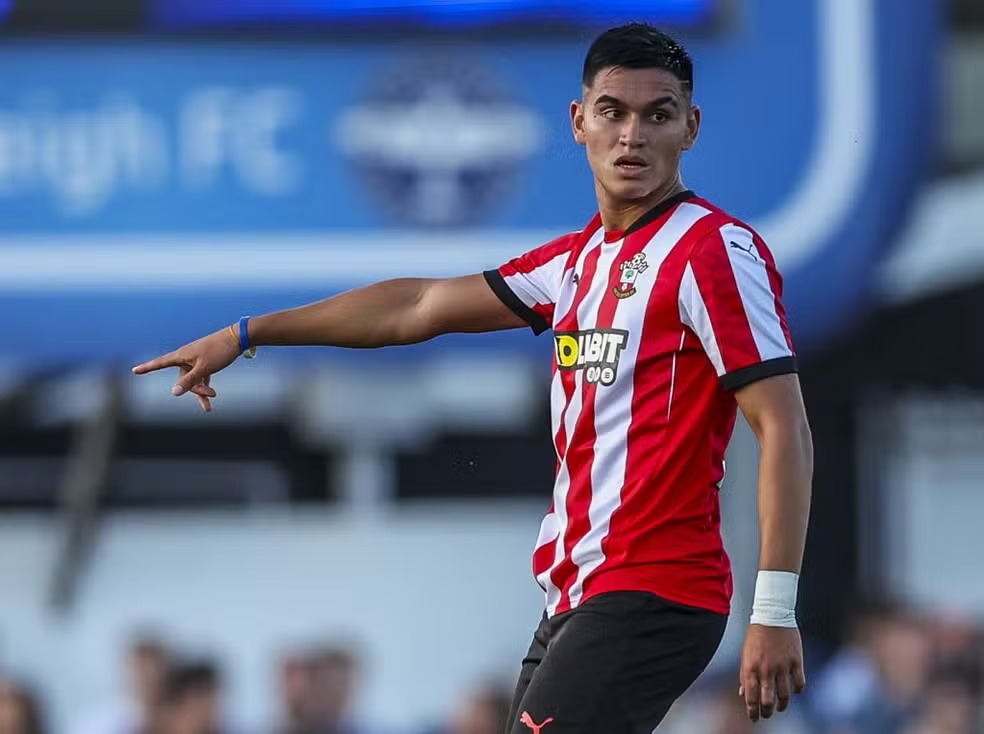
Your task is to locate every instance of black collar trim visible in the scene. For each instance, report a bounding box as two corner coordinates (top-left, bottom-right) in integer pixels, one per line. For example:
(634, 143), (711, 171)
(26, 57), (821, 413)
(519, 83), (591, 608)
(620, 189), (697, 238)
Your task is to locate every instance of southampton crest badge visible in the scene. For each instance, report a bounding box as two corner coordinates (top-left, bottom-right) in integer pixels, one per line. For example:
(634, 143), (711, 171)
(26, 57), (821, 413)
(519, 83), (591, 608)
(613, 252), (649, 299)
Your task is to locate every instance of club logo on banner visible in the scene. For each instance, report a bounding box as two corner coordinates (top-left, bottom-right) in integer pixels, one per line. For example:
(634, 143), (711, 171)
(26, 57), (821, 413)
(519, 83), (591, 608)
(334, 58), (545, 227)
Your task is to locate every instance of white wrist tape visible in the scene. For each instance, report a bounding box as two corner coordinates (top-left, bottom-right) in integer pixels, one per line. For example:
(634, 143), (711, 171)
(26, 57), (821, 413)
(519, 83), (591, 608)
(750, 570), (799, 628)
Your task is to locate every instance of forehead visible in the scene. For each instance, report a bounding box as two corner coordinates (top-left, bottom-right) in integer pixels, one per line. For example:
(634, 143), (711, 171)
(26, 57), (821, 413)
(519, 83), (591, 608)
(585, 67), (686, 104)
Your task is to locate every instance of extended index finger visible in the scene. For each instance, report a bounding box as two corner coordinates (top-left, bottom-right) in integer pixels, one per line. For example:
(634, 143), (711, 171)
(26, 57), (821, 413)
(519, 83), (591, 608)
(132, 352), (184, 375)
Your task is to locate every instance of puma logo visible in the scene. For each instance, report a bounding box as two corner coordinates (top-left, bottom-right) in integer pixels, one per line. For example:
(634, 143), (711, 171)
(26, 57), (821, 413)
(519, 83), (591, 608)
(729, 240), (760, 262)
(520, 711), (554, 733)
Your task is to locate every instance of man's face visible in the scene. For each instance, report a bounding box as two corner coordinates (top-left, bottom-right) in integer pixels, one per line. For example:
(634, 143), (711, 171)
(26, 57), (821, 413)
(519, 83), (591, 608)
(572, 66), (699, 205)
(280, 657), (314, 719)
(130, 648), (169, 710)
(0, 686), (28, 734)
(310, 659), (355, 722)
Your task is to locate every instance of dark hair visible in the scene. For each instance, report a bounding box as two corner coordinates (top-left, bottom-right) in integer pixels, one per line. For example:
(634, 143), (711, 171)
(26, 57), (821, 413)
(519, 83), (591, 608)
(582, 23), (694, 91)
(162, 660), (221, 703)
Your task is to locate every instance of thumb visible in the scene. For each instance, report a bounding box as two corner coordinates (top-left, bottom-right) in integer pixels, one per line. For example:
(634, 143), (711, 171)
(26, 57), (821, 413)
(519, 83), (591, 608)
(173, 363), (209, 396)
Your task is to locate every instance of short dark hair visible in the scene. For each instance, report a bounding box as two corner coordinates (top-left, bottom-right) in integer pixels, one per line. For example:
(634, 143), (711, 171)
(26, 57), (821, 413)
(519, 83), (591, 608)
(163, 660), (220, 703)
(582, 23), (694, 92)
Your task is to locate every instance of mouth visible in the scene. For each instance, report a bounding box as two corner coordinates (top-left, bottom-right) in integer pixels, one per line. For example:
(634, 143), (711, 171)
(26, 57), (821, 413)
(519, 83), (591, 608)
(614, 156), (650, 175)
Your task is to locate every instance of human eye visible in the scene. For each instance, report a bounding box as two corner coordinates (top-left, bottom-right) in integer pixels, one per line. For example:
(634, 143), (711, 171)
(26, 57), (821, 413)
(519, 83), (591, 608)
(599, 107), (622, 120)
(650, 110), (670, 123)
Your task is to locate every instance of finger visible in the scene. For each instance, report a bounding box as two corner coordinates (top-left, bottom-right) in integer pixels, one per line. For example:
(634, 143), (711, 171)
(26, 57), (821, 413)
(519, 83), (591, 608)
(743, 673), (761, 722)
(776, 668), (792, 712)
(190, 383), (217, 398)
(193, 374), (215, 412)
(173, 364), (209, 396)
(132, 353), (183, 375)
(792, 661), (807, 694)
(759, 675), (777, 719)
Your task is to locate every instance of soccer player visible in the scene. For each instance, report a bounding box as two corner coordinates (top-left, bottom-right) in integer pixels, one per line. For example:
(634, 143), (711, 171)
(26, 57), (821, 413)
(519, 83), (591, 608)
(133, 23), (813, 733)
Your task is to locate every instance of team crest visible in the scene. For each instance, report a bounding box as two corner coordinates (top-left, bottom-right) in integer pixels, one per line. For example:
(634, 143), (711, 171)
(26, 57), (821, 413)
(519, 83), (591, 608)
(613, 253), (649, 299)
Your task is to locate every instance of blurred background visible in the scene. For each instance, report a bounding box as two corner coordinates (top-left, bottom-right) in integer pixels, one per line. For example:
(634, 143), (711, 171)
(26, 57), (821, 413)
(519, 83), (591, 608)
(0, 0), (981, 732)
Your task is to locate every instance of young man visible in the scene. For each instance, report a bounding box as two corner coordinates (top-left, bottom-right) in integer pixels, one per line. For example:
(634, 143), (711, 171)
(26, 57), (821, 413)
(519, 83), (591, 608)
(134, 23), (813, 733)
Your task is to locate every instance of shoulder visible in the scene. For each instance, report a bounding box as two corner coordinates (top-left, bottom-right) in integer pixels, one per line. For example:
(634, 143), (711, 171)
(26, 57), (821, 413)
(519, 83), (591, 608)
(515, 214), (603, 265)
(688, 197), (777, 259)
(551, 213), (604, 252)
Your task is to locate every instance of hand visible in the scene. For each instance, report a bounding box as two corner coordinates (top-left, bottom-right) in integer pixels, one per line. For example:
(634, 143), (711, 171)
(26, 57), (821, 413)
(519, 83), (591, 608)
(131, 328), (241, 413)
(739, 624), (806, 721)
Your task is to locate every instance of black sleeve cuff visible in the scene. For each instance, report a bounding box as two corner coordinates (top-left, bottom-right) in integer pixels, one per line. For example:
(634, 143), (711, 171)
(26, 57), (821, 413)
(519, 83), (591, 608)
(720, 356), (798, 391)
(483, 269), (550, 335)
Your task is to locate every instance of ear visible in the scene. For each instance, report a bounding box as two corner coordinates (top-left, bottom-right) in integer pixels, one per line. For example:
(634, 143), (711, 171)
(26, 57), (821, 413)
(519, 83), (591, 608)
(570, 99), (586, 146)
(683, 104), (701, 151)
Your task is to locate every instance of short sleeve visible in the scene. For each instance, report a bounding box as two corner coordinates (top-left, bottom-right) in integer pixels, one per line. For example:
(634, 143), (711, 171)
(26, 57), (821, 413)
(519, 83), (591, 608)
(678, 222), (797, 390)
(484, 233), (577, 335)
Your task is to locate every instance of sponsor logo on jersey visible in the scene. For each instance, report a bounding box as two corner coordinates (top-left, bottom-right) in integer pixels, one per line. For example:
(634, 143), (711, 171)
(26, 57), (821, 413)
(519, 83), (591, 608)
(554, 329), (628, 386)
(613, 252), (649, 298)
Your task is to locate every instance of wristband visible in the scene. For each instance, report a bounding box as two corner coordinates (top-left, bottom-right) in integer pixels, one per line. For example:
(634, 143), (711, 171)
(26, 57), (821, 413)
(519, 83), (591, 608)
(237, 316), (257, 359)
(750, 570), (798, 628)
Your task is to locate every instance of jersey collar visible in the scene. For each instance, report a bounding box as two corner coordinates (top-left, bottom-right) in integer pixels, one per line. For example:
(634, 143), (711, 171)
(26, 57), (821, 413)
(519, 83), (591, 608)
(603, 189), (696, 243)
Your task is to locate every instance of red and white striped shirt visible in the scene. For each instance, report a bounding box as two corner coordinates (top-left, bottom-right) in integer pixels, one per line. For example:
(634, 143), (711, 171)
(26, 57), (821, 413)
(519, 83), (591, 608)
(485, 191), (796, 616)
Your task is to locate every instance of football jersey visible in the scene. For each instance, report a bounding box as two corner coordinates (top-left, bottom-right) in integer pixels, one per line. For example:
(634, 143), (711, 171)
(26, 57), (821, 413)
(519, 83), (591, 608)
(484, 190), (796, 616)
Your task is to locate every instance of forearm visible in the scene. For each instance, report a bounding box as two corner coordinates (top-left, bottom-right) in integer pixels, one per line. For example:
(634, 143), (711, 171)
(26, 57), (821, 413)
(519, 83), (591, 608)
(248, 278), (435, 349)
(756, 419), (813, 573)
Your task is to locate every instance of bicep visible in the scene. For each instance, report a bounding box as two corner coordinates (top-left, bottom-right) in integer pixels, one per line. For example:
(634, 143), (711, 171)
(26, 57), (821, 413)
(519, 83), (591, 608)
(418, 274), (528, 335)
(734, 373), (810, 439)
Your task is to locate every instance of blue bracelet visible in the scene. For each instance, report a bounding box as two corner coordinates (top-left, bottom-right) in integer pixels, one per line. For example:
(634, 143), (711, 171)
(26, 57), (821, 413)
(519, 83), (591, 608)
(238, 316), (257, 359)
(238, 316), (251, 352)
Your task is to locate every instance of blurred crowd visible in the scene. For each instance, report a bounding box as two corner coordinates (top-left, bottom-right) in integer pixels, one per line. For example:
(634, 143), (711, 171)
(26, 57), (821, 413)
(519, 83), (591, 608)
(666, 597), (984, 734)
(2, 596), (983, 734)
(0, 633), (512, 734)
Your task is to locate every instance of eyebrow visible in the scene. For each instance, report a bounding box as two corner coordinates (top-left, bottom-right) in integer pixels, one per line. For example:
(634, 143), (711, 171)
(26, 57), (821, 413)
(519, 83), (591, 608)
(593, 95), (679, 110)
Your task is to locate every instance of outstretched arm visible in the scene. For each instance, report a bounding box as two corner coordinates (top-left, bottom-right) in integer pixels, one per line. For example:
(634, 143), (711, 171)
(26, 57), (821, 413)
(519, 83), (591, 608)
(734, 373), (813, 721)
(132, 274), (525, 411)
(248, 274), (524, 348)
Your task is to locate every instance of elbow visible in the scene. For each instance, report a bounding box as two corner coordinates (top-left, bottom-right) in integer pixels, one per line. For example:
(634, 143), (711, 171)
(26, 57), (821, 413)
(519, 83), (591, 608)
(375, 279), (433, 346)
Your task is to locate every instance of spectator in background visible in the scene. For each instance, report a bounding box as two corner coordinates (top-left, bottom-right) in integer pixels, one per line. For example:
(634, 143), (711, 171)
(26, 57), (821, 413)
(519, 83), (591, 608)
(277, 651), (317, 734)
(275, 642), (378, 734)
(442, 684), (512, 734)
(308, 646), (360, 732)
(659, 671), (809, 734)
(808, 597), (933, 734)
(130, 636), (172, 733)
(900, 667), (980, 734)
(0, 680), (46, 734)
(73, 633), (171, 734)
(159, 660), (229, 734)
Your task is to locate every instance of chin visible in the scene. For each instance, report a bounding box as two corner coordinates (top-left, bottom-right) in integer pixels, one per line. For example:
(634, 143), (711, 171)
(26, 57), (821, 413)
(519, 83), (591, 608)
(609, 180), (658, 202)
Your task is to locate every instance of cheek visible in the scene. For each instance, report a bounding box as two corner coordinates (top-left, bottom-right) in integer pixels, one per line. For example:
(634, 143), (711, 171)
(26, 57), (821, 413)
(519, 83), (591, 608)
(656, 123), (691, 148)
(582, 124), (616, 158)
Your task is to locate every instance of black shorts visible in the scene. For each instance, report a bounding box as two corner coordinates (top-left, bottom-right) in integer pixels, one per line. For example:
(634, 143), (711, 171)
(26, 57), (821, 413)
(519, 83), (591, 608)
(506, 591), (727, 734)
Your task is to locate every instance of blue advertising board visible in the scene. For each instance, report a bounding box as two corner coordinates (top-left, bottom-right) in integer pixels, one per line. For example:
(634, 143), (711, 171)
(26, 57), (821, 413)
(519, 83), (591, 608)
(151, 0), (717, 28)
(0, 0), (939, 367)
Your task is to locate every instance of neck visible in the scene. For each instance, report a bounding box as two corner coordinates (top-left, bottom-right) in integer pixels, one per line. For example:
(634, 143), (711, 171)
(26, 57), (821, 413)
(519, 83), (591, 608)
(597, 177), (688, 233)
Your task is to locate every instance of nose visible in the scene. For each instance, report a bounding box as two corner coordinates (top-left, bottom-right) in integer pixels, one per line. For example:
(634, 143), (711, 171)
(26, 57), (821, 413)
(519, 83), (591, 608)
(619, 113), (644, 148)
